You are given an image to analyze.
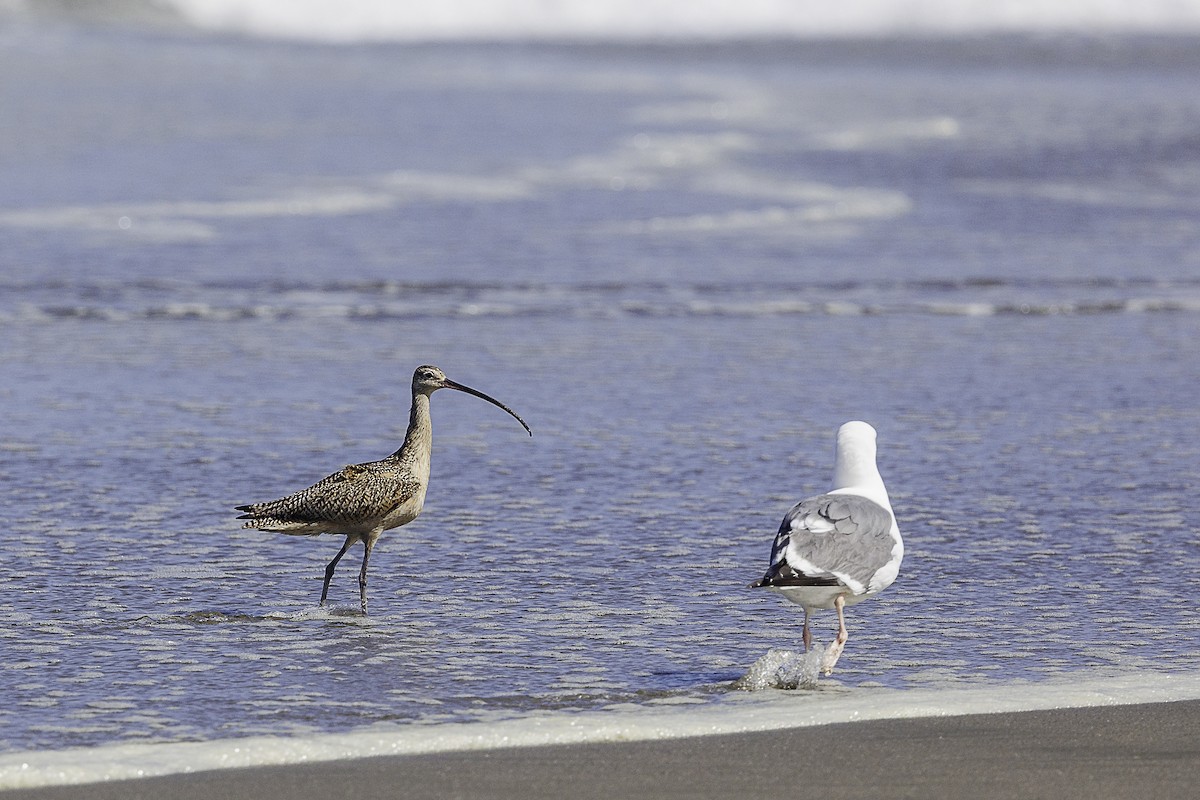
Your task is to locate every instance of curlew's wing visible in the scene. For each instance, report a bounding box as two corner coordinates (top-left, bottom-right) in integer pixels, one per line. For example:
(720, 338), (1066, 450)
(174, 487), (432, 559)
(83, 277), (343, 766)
(237, 460), (421, 532)
(752, 493), (894, 595)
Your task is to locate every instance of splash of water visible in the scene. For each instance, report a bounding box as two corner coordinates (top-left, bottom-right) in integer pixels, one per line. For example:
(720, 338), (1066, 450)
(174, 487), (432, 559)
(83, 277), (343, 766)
(734, 647), (827, 691)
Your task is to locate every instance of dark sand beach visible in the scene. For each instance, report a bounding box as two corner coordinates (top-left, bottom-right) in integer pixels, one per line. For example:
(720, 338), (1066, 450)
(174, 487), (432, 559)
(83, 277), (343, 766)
(9, 700), (1200, 800)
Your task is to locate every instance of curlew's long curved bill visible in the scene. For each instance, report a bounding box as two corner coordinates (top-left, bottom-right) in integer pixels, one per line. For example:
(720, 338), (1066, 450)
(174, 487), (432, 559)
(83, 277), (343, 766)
(443, 379), (532, 436)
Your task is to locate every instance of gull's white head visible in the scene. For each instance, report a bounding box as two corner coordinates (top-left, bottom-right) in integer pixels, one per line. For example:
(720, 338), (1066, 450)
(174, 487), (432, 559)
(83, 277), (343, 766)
(831, 421), (889, 508)
(837, 420), (877, 447)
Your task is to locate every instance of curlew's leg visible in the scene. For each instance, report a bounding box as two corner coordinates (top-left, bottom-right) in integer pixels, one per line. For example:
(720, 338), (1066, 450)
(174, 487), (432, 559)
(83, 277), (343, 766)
(802, 607), (813, 652)
(358, 532), (380, 615)
(820, 595), (848, 675)
(321, 536), (356, 606)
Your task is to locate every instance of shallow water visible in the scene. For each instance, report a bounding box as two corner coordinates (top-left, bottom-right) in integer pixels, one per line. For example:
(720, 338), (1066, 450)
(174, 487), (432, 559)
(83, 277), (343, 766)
(2, 22), (1200, 759)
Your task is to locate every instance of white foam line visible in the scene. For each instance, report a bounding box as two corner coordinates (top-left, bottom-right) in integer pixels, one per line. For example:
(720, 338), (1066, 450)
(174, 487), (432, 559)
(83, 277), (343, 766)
(4, 671), (1200, 790)
(164, 0), (1200, 41)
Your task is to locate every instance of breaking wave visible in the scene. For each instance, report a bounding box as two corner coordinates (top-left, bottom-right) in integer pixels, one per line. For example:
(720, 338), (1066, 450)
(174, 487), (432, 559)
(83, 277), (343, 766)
(8, 0), (1200, 41)
(2, 277), (1198, 324)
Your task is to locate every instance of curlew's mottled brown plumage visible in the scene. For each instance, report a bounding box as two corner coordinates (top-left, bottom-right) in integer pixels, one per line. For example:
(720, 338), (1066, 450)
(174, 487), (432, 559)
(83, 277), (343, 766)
(236, 365), (531, 614)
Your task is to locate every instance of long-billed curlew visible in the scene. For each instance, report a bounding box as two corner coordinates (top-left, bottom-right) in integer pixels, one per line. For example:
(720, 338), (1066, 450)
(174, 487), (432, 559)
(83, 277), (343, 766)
(236, 364), (531, 614)
(751, 421), (903, 674)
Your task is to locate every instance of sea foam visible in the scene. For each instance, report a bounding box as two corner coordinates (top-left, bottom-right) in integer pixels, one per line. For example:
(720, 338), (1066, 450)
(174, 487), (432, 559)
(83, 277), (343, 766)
(160, 0), (1200, 41)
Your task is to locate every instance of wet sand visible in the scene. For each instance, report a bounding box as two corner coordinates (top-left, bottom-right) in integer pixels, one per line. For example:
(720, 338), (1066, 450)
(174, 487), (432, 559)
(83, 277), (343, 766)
(9, 700), (1200, 800)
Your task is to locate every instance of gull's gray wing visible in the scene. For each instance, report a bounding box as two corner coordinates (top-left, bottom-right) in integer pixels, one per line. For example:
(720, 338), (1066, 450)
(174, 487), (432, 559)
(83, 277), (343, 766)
(752, 493), (894, 594)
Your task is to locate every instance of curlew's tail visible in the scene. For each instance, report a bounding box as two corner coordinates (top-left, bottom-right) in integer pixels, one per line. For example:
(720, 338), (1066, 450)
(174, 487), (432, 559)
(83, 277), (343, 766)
(235, 503), (322, 534)
(235, 503), (269, 524)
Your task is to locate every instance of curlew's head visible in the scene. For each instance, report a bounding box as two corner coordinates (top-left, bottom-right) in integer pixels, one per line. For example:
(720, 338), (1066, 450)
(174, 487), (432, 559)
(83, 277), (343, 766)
(411, 365), (532, 436)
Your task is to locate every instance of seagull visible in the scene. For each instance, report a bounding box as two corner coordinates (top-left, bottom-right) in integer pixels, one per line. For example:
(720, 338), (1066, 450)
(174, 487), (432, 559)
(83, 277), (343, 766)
(751, 421), (903, 674)
(236, 365), (531, 614)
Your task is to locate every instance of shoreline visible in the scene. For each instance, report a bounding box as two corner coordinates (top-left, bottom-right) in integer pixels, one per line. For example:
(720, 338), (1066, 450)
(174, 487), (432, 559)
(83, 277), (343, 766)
(5, 671), (1200, 793)
(6, 698), (1200, 799)
(5, 670), (1200, 791)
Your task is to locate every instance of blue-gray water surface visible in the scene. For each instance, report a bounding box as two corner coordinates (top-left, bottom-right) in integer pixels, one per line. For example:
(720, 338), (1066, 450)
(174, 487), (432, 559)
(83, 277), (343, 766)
(1, 23), (1199, 752)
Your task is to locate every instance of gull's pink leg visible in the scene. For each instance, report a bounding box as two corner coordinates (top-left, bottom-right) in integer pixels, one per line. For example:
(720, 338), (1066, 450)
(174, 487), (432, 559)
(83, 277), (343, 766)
(820, 595), (848, 675)
(802, 607), (812, 652)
